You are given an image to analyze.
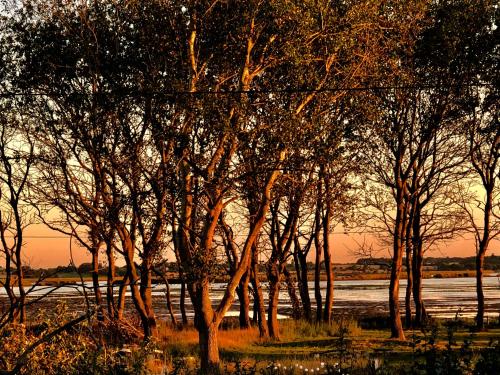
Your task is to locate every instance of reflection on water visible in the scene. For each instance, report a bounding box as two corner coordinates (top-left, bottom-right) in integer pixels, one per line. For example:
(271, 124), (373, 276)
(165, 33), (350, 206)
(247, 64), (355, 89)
(2, 276), (499, 319)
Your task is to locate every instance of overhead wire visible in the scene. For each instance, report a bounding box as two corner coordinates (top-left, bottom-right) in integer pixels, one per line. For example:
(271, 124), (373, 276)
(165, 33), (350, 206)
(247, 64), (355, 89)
(0, 82), (493, 98)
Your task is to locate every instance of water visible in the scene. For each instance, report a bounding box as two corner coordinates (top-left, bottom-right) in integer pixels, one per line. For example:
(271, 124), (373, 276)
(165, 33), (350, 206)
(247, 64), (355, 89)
(2, 276), (499, 320)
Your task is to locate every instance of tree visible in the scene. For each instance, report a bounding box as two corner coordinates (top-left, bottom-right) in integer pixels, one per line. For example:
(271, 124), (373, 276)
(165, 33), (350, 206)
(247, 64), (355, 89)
(358, 0), (475, 339)
(0, 107), (34, 325)
(167, 0), (310, 366)
(417, 0), (499, 330)
(10, 0), (178, 336)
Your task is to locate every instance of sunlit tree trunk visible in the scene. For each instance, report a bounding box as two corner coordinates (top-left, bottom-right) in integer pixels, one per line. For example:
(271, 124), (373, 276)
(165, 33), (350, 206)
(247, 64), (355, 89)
(191, 280), (220, 370)
(267, 262), (281, 339)
(140, 258), (157, 336)
(119, 227), (156, 338)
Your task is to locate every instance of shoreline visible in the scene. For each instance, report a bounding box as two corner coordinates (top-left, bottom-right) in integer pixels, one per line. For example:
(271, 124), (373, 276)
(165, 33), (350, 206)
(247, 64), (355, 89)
(14, 269), (496, 286)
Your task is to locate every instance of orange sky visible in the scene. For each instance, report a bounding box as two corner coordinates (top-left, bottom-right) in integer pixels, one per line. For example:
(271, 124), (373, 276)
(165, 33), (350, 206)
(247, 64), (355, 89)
(21, 222), (497, 268)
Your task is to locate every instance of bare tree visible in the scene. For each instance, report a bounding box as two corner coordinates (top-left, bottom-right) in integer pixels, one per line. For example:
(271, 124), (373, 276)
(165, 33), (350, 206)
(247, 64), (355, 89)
(464, 97), (499, 330)
(0, 110), (34, 324)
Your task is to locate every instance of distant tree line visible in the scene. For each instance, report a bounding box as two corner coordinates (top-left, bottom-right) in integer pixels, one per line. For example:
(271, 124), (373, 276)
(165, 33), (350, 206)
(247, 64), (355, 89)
(358, 256), (500, 272)
(0, 0), (498, 371)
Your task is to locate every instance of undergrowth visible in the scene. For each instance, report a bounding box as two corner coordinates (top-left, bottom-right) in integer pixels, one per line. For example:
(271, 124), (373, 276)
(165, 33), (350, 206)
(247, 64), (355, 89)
(3, 308), (500, 374)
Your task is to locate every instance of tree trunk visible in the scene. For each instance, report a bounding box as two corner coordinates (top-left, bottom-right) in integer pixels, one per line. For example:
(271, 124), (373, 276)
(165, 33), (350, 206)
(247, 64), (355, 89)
(412, 240), (426, 327)
(15, 268), (26, 324)
(140, 260), (157, 336)
(389, 193), (406, 340)
(162, 273), (178, 327)
(283, 267), (301, 319)
(404, 244), (413, 329)
(267, 263), (281, 339)
(411, 206), (426, 327)
(180, 280), (188, 326)
(13, 204), (26, 323)
(476, 188), (492, 331)
(322, 207), (334, 324)
(120, 229), (156, 338)
(191, 279), (221, 372)
(409, 195), (430, 328)
(404, 197), (414, 329)
(116, 274), (127, 320)
(105, 239), (116, 318)
(91, 248), (103, 320)
(129, 272), (154, 338)
(151, 266), (179, 326)
(476, 251), (486, 330)
(236, 264), (251, 328)
(314, 207), (322, 323)
(4, 252), (18, 323)
(252, 291), (258, 325)
(171, 203), (188, 328)
(295, 248), (312, 321)
(250, 243), (268, 337)
(199, 322), (221, 372)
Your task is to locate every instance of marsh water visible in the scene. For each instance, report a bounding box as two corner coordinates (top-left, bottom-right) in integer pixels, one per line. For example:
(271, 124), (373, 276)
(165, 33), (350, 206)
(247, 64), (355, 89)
(3, 276), (500, 321)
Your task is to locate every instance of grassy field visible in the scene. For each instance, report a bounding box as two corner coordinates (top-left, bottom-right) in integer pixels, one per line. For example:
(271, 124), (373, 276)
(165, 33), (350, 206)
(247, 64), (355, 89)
(150, 317), (500, 373)
(3, 310), (500, 374)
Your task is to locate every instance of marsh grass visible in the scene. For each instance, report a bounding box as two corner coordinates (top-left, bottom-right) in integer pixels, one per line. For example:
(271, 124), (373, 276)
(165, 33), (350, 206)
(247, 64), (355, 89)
(280, 317), (362, 340)
(5, 309), (500, 374)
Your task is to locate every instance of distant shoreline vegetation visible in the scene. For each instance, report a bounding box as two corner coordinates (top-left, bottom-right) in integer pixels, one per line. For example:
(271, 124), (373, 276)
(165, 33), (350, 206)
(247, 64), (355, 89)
(1, 255), (499, 283)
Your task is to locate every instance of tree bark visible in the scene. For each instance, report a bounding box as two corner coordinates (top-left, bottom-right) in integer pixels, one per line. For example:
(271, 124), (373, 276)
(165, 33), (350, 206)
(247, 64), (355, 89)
(411, 207), (426, 327)
(190, 277), (221, 372)
(283, 267), (302, 319)
(116, 274), (127, 320)
(314, 205), (323, 322)
(199, 321), (221, 372)
(180, 280), (188, 326)
(140, 259), (157, 336)
(404, 200), (413, 329)
(267, 264), (281, 340)
(250, 242), (268, 337)
(90, 247), (103, 320)
(476, 188), (492, 331)
(404, 242), (413, 329)
(252, 289), (258, 325)
(412, 240), (426, 326)
(105, 239), (116, 318)
(295, 244), (312, 321)
(158, 270), (178, 327)
(322, 198), (334, 324)
(476, 251), (486, 330)
(3, 252), (18, 323)
(119, 227), (156, 338)
(236, 265), (251, 329)
(389, 189), (406, 340)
